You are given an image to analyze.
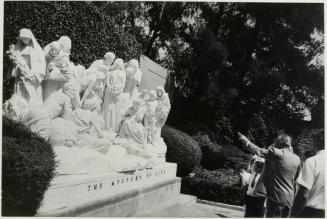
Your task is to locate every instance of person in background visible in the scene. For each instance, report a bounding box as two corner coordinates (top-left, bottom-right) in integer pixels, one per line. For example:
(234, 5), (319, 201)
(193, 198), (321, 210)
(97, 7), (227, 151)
(291, 130), (325, 218)
(240, 156), (266, 217)
(238, 132), (300, 217)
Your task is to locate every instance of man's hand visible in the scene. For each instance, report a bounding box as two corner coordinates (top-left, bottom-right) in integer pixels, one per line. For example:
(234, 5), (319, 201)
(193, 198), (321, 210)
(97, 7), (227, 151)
(238, 132), (250, 145)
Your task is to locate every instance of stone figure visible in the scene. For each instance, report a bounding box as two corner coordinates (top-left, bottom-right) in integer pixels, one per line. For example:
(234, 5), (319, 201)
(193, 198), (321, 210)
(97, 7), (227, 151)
(7, 28), (46, 109)
(144, 90), (158, 144)
(153, 87), (171, 143)
(22, 81), (81, 140)
(119, 99), (146, 144)
(42, 42), (74, 101)
(102, 58), (129, 132)
(81, 71), (106, 118)
(88, 52), (116, 75)
(58, 36), (72, 56)
(3, 94), (30, 122)
(123, 59), (142, 100)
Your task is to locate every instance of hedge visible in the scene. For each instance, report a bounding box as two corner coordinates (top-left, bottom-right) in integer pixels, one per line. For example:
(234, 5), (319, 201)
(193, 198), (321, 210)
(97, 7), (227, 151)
(181, 167), (246, 206)
(162, 125), (202, 177)
(3, 1), (142, 101)
(2, 117), (56, 216)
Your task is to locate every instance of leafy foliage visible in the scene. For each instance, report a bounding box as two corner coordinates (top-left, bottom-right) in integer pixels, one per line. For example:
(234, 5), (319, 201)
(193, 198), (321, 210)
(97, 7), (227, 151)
(182, 167), (246, 205)
(2, 117), (56, 216)
(162, 125), (202, 177)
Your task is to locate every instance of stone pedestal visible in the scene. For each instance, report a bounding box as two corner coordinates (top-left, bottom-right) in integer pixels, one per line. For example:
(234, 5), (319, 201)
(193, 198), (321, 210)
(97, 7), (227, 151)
(37, 162), (179, 216)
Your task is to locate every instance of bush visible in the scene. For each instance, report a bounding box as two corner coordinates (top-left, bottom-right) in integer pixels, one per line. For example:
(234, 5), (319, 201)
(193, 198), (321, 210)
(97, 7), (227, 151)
(2, 117), (56, 216)
(3, 1), (142, 101)
(162, 125), (202, 177)
(193, 134), (227, 170)
(181, 168), (246, 206)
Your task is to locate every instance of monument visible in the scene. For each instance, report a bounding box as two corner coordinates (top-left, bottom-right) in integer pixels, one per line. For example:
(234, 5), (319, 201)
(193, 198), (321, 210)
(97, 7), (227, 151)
(3, 29), (184, 216)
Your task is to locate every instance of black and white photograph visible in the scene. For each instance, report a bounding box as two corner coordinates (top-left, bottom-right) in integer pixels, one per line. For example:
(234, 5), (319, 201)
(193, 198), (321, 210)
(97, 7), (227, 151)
(1, 1), (325, 217)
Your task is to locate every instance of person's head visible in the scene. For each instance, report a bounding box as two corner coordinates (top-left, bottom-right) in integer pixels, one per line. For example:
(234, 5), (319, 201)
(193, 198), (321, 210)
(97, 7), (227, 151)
(156, 86), (165, 98)
(58, 36), (72, 55)
(17, 28), (33, 45)
(113, 58), (125, 70)
(49, 41), (61, 57)
(125, 66), (134, 77)
(132, 99), (142, 109)
(63, 81), (80, 98)
(274, 133), (292, 150)
(312, 130), (324, 152)
(104, 52), (115, 66)
(129, 59), (139, 69)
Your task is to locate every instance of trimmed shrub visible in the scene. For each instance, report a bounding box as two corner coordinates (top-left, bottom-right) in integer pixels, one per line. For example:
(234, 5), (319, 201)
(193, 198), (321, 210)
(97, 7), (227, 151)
(193, 134), (227, 170)
(3, 1), (142, 101)
(2, 117), (56, 216)
(181, 167), (246, 206)
(162, 125), (202, 177)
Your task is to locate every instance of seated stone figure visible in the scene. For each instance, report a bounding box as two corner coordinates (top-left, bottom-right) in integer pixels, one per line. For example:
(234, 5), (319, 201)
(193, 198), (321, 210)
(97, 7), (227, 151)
(119, 98), (146, 144)
(22, 81), (81, 140)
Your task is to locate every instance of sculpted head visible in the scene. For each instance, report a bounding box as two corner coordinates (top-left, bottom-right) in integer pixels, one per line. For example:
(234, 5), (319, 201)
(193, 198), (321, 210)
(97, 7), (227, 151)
(104, 52), (115, 66)
(49, 41), (61, 57)
(132, 99), (142, 109)
(63, 82), (80, 98)
(156, 86), (165, 98)
(17, 28), (33, 45)
(58, 36), (72, 55)
(3, 94), (29, 121)
(113, 58), (125, 70)
(129, 59), (139, 69)
(125, 66), (134, 77)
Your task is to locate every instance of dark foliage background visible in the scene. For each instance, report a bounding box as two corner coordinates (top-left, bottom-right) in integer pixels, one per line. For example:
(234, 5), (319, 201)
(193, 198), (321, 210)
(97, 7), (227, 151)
(2, 117), (56, 216)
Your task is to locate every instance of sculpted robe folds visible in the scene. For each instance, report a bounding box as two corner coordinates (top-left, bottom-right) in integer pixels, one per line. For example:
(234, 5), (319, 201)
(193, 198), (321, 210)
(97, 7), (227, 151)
(11, 29), (46, 108)
(102, 69), (129, 132)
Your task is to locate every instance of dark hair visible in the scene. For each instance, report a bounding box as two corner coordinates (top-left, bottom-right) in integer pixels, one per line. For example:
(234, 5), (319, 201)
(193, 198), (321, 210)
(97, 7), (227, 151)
(312, 130), (324, 150)
(275, 133), (292, 149)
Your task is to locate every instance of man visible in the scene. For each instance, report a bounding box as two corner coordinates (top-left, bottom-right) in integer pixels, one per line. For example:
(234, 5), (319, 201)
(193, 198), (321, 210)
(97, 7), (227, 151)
(291, 130), (324, 218)
(238, 132), (301, 217)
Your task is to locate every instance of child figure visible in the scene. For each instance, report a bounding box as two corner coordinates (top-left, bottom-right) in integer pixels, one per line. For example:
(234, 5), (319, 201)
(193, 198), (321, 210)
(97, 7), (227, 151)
(240, 157), (266, 217)
(144, 90), (158, 144)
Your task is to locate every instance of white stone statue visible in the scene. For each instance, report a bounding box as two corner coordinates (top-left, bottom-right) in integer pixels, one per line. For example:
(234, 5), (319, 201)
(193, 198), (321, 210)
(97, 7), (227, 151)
(42, 41), (74, 101)
(144, 90), (158, 144)
(87, 52), (116, 75)
(102, 58), (130, 132)
(118, 98), (146, 144)
(58, 36), (72, 56)
(21, 81), (81, 140)
(3, 94), (30, 122)
(153, 86), (171, 143)
(123, 59), (142, 100)
(7, 28), (46, 109)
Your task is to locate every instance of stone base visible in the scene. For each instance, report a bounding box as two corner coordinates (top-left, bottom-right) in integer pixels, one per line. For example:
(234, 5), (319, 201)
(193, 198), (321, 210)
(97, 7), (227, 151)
(37, 162), (178, 216)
